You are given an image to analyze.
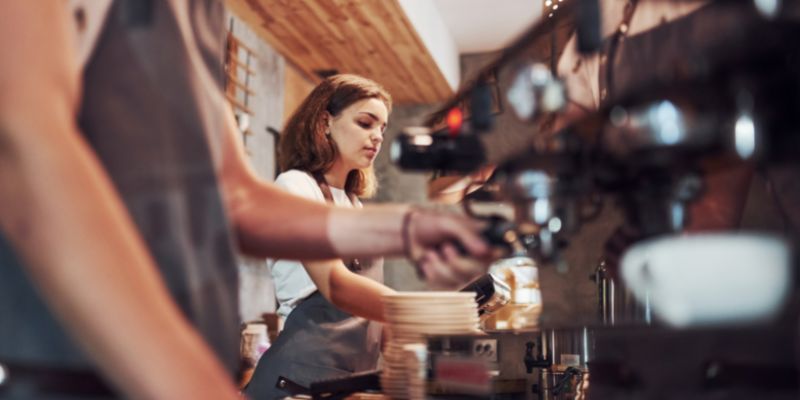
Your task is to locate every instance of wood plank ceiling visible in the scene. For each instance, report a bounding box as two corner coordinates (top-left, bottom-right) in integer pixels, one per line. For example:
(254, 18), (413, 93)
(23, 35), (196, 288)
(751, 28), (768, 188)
(226, 0), (454, 105)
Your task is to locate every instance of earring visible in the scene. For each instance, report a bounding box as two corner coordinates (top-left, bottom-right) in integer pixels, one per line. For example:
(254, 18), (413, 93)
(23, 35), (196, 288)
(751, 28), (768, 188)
(325, 131), (331, 137)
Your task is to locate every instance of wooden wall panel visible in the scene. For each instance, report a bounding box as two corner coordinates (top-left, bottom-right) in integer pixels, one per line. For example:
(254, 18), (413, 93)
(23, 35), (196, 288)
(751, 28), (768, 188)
(283, 62), (316, 123)
(226, 0), (454, 104)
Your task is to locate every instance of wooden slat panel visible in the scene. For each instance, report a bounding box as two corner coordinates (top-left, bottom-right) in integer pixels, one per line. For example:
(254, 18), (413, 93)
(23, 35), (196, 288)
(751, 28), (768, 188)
(225, 92), (254, 115)
(225, 73), (257, 96)
(228, 32), (258, 55)
(231, 57), (256, 75)
(225, 0), (454, 104)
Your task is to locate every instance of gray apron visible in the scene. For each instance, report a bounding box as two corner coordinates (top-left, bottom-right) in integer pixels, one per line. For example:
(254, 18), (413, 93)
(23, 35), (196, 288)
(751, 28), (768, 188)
(244, 291), (383, 399)
(77, 0), (241, 374)
(244, 176), (383, 400)
(0, 1), (239, 397)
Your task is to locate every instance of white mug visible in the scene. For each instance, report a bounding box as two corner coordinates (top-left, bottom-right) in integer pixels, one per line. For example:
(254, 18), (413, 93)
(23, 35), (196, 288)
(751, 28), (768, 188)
(621, 233), (792, 327)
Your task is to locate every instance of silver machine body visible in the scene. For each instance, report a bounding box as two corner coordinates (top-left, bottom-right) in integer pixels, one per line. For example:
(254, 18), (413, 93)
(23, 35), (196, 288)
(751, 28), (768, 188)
(396, 1), (800, 398)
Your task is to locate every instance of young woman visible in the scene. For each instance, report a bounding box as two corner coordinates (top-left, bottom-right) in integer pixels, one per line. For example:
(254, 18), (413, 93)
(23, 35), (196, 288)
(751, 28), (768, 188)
(245, 74), (397, 399)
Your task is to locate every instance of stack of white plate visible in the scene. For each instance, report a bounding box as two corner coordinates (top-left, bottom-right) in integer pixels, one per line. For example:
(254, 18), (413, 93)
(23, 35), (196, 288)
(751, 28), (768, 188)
(381, 292), (480, 399)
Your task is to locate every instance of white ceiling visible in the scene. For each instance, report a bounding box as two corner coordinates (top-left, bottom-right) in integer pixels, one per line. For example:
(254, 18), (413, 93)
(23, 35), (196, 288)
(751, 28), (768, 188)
(432, 0), (544, 54)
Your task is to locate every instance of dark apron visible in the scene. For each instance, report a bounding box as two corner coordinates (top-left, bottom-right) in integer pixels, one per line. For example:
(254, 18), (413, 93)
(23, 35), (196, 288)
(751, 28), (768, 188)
(600, 1), (800, 105)
(599, 0), (800, 238)
(0, 1), (239, 398)
(244, 175), (383, 400)
(77, 0), (241, 374)
(244, 291), (383, 399)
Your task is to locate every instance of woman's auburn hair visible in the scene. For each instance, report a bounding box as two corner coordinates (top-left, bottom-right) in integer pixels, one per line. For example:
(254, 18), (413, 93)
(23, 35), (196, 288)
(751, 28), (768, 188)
(278, 74), (392, 199)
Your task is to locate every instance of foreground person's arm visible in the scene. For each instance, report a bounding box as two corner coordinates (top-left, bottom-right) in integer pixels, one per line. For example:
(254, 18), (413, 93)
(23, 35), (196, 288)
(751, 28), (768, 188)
(220, 108), (490, 281)
(0, 3), (240, 399)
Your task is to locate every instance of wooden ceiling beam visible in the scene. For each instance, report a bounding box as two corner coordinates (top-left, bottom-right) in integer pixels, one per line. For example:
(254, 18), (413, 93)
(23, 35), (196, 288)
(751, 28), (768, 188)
(226, 0), (455, 104)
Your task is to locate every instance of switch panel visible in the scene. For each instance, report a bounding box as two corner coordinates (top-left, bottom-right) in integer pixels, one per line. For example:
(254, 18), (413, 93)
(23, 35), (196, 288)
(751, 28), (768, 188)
(472, 338), (498, 362)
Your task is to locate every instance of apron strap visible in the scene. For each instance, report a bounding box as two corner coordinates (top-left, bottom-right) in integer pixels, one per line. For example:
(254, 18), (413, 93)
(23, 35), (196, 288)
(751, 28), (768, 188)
(311, 171), (363, 272)
(312, 171), (358, 205)
(600, 0), (639, 105)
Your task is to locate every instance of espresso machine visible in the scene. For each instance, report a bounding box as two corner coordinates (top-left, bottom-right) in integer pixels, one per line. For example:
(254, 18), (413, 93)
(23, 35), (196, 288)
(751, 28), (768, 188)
(392, 1), (800, 398)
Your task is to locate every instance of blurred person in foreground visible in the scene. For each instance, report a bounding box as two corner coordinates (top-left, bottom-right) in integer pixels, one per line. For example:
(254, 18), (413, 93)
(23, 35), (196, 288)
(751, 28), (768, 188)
(551, 0), (777, 273)
(0, 2), (489, 399)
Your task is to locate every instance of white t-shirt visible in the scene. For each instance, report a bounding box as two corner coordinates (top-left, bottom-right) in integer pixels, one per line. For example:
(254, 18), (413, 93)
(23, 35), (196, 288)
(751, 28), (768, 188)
(268, 169), (363, 318)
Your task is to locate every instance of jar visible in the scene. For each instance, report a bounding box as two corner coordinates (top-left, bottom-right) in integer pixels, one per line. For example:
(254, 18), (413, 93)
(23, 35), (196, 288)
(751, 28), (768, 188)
(481, 256), (543, 331)
(239, 323), (270, 388)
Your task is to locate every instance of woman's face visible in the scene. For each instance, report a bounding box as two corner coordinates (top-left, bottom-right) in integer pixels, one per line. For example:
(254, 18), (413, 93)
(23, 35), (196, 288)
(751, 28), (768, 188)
(328, 97), (388, 171)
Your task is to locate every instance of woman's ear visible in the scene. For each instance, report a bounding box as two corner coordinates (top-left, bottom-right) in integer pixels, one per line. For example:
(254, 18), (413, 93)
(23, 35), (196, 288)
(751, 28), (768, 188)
(323, 111), (334, 132)
(321, 112), (332, 138)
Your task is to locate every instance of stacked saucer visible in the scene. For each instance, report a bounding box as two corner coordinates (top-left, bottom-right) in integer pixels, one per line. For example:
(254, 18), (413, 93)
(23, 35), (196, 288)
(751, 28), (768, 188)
(381, 292), (480, 399)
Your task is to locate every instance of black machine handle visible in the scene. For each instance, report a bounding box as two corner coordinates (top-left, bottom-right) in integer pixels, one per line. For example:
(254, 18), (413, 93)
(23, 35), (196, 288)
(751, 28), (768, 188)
(275, 375), (310, 396)
(452, 215), (519, 256)
(309, 369), (382, 400)
(524, 341), (552, 373)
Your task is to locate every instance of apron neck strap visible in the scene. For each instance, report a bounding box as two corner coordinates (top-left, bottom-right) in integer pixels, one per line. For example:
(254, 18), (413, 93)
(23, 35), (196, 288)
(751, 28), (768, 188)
(603, 0), (639, 103)
(312, 171), (357, 206)
(311, 171), (363, 272)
